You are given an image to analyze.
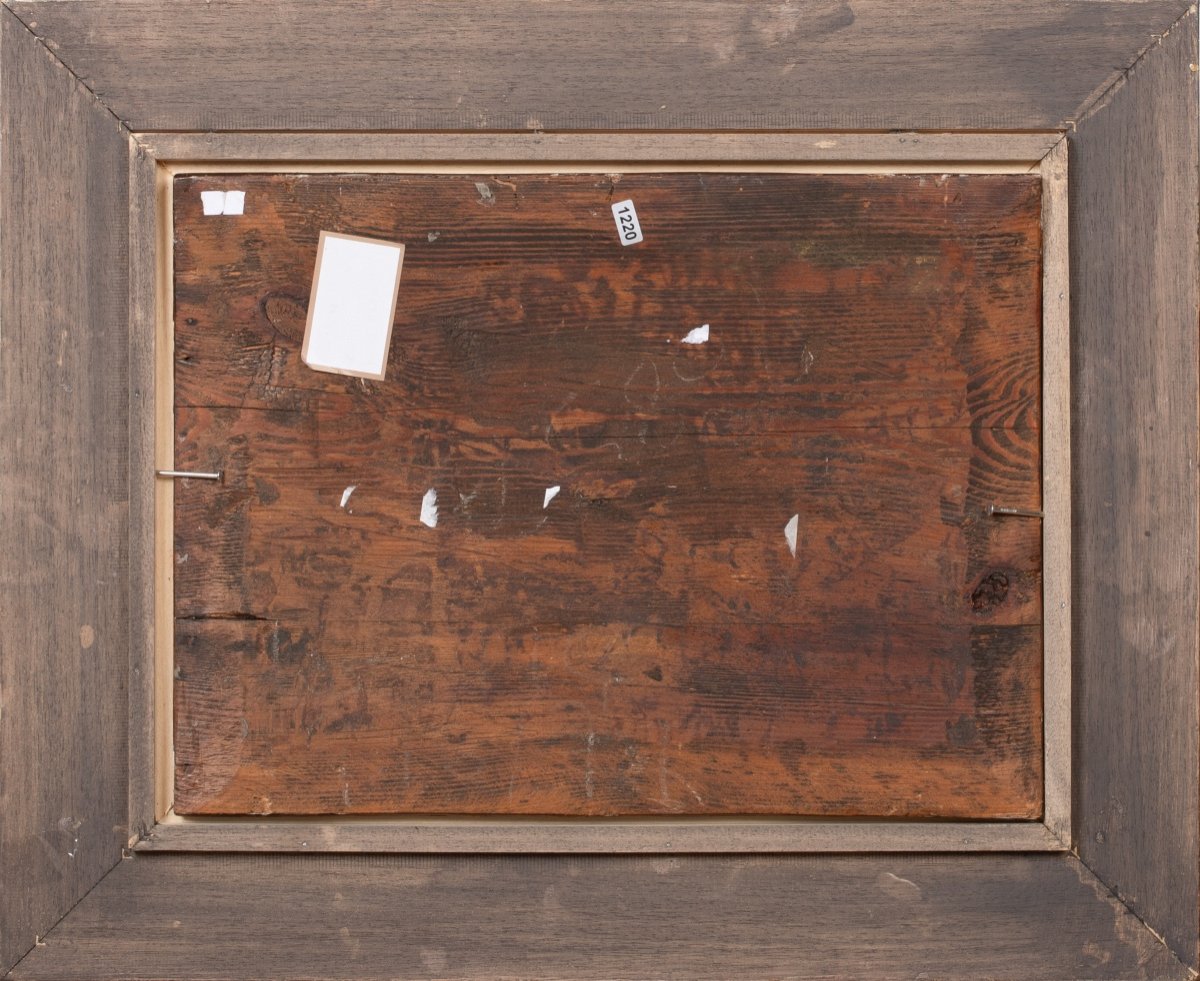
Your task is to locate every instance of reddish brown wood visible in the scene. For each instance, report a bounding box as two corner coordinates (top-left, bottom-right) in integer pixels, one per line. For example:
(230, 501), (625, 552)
(173, 172), (1043, 817)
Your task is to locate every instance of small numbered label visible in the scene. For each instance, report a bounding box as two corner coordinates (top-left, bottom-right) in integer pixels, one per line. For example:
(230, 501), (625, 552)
(611, 199), (644, 246)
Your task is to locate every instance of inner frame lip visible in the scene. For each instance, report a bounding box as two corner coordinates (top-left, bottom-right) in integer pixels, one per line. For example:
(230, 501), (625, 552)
(144, 140), (1068, 853)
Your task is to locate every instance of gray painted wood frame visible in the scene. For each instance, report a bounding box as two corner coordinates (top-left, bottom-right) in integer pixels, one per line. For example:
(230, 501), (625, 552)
(0, 0), (1193, 132)
(0, 5), (131, 974)
(0, 2), (1195, 977)
(7, 854), (1196, 981)
(1069, 13), (1200, 967)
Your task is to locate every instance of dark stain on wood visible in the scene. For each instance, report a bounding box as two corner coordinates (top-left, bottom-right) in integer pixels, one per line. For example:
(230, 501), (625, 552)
(172, 172), (1043, 817)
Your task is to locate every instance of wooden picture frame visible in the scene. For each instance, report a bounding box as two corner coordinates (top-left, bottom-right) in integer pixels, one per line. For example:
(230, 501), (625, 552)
(0, 2), (1195, 977)
(151, 148), (1068, 852)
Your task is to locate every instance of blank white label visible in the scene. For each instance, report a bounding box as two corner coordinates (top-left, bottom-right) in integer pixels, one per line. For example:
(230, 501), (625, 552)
(302, 231), (405, 380)
(611, 199), (644, 246)
(200, 190), (226, 215)
(200, 189), (246, 216)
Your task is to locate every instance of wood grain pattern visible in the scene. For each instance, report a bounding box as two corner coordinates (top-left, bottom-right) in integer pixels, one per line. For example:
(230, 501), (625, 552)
(171, 412), (1044, 628)
(9, 853), (1192, 981)
(174, 173), (1042, 438)
(1070, 13), (1200, 969)
(3, 0), (1190, 132)
(0, 7), (130, 974)
(173, 172), (1043, 818)
(174, 619), (1042, 817)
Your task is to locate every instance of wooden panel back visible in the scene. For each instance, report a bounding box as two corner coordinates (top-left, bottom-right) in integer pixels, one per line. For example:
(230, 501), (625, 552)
(172, 172), (1043, 817)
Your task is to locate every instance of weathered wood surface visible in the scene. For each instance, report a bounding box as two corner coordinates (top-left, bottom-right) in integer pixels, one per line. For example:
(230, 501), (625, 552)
(1070, 12), (1200, 970)
(174, 173), (1042, 437)
(173, 172), (1043, 817)
(4, 0), (1191, 131)
(0, 7), (131, 974)
(138, 816), (1065, 854)
(139, 131), (1064, 165)
(175, 619), (1042, 817)
(9, 853), (1191, 981)
(127, 141), (159, 843)
(172, 414), (1044, 628)
(1038, 139), (1071, 843)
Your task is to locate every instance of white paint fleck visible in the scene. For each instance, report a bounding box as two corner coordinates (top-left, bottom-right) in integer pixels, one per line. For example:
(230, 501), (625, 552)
(784, 513), (799, 557)
(814, 139), (838, 150)
(339, 485), (357, 509)
(427, 230), (440, 242)
(681, 323), (710, 345)
(200, 190), (225, 215)
(474, 181), (495, 206)
(543, 485), (561, 509)
(420, 488), (439, 528)
(222, 190), (245, 215)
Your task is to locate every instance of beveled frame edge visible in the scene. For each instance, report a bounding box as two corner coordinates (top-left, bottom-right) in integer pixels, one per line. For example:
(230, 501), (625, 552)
(139, 816), (1065, 855)
(128, 137), (159, 844)
(133, 131), (1064, 163)
(131, 131), (1067, 856)
(1040, 138), (1071, 845)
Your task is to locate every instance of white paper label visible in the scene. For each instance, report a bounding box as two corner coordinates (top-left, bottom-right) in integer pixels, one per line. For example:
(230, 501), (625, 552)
(200, 190), (226, 215)
(301, 231), (405, 380)
(200, 189), (246, 216)
(611, 199), (643, 246)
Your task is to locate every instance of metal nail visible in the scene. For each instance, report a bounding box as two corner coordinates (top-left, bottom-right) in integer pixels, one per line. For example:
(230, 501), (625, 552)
(155, 469), (224, 482)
